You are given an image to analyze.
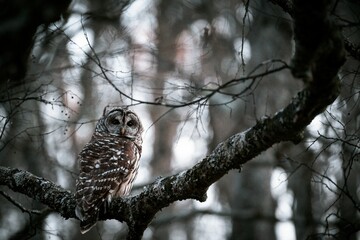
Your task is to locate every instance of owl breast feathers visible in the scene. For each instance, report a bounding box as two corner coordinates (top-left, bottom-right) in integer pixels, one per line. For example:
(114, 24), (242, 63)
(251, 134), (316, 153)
(75, 107), (143, 234)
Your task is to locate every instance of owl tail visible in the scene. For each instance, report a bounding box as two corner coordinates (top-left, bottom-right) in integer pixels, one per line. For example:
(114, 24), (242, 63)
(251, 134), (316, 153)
(75, 205), (98, 234)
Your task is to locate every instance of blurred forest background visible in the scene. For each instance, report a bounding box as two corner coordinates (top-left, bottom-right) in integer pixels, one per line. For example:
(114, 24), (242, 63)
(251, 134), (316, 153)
(0, 0), (359, 239)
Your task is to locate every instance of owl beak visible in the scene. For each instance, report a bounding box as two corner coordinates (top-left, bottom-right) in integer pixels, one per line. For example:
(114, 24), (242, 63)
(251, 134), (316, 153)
(120, 127), (126, 135)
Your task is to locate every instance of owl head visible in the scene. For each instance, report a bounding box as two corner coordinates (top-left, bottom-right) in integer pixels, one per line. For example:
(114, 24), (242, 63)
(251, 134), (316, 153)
(95, 106), (143, 143)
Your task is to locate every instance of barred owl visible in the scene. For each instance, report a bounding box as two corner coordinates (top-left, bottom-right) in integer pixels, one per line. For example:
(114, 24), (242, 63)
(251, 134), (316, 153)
(75, 106), (143, 234)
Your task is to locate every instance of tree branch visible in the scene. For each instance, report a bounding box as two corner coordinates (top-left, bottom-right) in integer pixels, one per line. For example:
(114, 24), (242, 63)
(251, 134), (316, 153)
(0, 1), (345, 240)
(0, 167), (76, 219)
(0, 75), (344, 239)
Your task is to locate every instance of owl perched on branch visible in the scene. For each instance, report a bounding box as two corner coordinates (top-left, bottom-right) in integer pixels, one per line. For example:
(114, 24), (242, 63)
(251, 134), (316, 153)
(75, 106), (143, 234)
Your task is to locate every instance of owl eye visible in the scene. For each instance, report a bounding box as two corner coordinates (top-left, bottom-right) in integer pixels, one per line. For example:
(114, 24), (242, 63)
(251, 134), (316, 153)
(110, 118), (120, 125)
(127, 120), (136, 127)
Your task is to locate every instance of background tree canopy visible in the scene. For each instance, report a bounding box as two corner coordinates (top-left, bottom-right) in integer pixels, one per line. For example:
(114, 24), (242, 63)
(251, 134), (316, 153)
(0, 0), (359, 239)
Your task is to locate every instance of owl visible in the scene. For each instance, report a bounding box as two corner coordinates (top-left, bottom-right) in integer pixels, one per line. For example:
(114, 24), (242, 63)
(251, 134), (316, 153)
(75, 106), (143, 234)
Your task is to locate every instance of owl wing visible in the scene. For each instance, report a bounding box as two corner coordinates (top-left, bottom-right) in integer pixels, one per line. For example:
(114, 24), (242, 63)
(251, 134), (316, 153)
(75, 137), (141, 233)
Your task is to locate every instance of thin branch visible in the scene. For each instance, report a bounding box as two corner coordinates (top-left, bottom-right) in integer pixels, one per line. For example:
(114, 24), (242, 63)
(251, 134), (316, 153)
(0, 190), (42, 215)
(61, 21), (289, 109)
(151, 208), (281, 226)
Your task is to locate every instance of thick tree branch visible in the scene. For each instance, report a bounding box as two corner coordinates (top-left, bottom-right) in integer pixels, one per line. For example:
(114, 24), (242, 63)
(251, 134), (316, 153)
(0, 167), (76, 219)
(0, 1), (345, 240)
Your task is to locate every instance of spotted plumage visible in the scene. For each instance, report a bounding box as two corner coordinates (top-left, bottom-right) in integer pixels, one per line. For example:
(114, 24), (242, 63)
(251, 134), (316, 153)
(75, 107), (143, 234)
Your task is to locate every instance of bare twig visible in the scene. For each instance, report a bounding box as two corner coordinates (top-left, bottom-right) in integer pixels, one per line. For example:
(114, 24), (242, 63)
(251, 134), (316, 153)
(0, 190), (42, 215)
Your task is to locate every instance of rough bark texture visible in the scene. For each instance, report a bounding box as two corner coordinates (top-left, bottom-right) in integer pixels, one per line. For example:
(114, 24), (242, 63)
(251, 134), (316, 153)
(0, 0), (346, 239)
(0, 167), (76, 218)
